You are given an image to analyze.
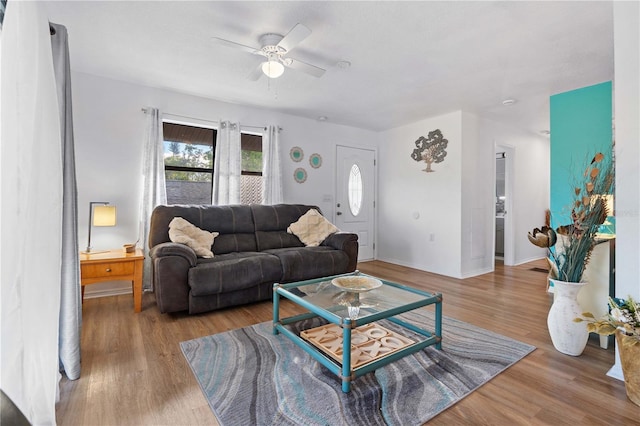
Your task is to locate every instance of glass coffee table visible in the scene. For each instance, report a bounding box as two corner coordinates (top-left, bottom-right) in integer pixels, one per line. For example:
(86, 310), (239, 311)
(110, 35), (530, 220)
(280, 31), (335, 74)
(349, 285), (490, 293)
(273, 271), (442, 393)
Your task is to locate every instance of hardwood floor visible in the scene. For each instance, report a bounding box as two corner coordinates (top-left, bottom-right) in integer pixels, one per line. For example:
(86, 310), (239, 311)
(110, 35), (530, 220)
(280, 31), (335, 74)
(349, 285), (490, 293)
(56, 260), (640, 425)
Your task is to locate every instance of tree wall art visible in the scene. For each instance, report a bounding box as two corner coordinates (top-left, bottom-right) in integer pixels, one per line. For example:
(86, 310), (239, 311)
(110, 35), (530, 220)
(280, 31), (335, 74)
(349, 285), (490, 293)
(410, 129), (448, 172)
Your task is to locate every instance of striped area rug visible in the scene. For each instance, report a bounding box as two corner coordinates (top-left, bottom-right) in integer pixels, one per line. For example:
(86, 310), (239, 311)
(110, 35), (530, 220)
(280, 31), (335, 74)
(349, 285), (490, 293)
(181, 309), (534, 426)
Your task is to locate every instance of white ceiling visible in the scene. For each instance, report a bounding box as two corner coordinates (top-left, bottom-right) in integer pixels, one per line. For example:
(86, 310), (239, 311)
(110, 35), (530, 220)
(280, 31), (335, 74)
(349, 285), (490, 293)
(44, 1), (614, 134)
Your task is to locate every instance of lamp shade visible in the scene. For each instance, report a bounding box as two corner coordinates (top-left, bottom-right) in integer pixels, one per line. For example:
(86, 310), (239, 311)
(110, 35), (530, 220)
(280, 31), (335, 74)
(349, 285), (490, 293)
(262, 60), (284, 78)
(93, 205), (117, 226)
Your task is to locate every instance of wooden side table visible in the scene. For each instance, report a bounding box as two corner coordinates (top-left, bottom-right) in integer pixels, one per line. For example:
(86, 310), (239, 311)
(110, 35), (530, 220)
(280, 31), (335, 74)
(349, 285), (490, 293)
(79, 248), (145, 313)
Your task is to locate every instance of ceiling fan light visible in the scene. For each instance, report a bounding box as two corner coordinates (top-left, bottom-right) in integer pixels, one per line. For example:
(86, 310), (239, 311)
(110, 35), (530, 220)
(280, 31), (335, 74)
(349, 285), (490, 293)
(262, 60), (284, 78)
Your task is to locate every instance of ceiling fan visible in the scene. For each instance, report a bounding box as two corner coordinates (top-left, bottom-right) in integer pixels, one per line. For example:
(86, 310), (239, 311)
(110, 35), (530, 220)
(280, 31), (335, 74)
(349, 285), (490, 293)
(212, 23), (325, 80)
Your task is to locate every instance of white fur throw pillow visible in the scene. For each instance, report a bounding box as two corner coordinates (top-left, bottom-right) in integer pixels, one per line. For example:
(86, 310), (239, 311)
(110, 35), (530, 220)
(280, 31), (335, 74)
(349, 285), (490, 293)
(168, 217), (219, 258)
(287, 209), (339, 247)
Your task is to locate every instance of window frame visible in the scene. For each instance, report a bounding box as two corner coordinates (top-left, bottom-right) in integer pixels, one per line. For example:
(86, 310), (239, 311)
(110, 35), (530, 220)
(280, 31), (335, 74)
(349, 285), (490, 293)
(162, 122), (265, 205)
(163, 121), (217, 205)
(239, 131), (264, 204)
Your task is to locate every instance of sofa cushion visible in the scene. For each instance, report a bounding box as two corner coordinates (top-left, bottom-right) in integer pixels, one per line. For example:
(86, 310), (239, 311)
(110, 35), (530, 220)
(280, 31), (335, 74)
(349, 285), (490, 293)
(212, 233), (259, 255)
(252, 204), (317, 232)
(252, 204), (317, 251)
(287, 209), (339, 247)
(255, 230), (304, 252)
(169, 217), (218, 258)
(265, 247), (350, 282)
(200, 205), (258, 254)
(188, 252), (282, 296)
(188, 282), (274, 315)
(149, 205), (257, 254)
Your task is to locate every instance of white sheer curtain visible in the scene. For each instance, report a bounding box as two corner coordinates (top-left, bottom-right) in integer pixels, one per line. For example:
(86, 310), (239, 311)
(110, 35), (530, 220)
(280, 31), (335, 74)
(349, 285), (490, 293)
(139, 107), (167, 291)
(261, 125), (283, 204)
(212, 121), (241, 205)
(51, 21), (82, 382)
(1, 3), (67, 423)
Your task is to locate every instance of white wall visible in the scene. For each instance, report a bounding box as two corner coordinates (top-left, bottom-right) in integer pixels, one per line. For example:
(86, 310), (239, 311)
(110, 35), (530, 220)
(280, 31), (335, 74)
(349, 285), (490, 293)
(608, 1), (639, 381)
(461, 112), (494, 277)
(377, 110), (549, 279)
(478, 117), (550, 266)
(377, 111), (463, 277)
(71, 72), (377, 295)
(72, 77), (550, 288)
(613, 1), (640, 301)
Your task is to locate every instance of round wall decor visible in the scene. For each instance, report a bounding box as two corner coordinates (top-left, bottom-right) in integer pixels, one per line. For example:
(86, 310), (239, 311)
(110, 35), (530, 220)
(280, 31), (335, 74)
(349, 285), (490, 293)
(290, 146), (304, 162)
(294, 168), (307, 183)
(309, 153), (322, 169)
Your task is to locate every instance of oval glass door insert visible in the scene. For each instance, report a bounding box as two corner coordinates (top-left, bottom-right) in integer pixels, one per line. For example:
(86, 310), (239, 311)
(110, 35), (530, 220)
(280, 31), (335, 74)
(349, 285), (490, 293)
(348, 163), (363, 216)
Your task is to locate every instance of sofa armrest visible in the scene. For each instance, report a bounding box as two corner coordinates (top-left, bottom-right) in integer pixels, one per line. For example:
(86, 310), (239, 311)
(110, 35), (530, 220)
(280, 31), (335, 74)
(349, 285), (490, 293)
(150, 242), (196, 314)
(150, 242), (197, 267)
(322, 232), (357, 250)
(322, 232), (359, 272)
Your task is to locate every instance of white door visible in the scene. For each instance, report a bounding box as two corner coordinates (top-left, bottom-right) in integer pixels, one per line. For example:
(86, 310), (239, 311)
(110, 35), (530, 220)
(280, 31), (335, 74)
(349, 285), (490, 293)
(335, 145), (376, 261)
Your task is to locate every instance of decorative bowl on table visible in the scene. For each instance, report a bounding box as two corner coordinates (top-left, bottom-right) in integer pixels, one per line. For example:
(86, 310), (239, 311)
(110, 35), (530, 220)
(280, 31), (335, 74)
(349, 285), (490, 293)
(331, 276), (382, 293)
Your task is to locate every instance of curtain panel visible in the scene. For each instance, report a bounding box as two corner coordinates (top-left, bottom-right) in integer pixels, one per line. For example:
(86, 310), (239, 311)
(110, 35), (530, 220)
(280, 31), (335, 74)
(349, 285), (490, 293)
(261, 125), (283, 205)
(139, 107), (167, 290)
(0, 3), (67, 423)
(51, 21), (82, 382)
(212, 121), (241, 205)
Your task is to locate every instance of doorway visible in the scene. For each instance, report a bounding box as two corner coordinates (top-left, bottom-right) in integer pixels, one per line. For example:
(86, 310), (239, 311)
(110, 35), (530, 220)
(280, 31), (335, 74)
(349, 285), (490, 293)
(335, 145), (376, 261)
(495, 152), (506, 258)
(495, 145), (514, 265)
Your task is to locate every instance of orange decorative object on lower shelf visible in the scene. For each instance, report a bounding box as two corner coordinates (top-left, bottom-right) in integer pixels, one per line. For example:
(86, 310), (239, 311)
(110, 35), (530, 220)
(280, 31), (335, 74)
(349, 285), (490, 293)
(301, 323), (414, 369)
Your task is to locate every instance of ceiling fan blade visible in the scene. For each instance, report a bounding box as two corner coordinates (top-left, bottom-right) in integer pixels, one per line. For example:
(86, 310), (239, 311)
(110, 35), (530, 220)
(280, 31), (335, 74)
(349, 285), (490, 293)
(247, 63), (264, 81)
(212, 37), (261, 55)
(277, 23), (311, 52)
(284, 57), (325, 78)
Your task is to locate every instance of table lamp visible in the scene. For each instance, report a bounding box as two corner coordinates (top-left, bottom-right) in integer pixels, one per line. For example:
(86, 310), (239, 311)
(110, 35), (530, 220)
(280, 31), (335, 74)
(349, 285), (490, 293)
(84, 201), (117, 254)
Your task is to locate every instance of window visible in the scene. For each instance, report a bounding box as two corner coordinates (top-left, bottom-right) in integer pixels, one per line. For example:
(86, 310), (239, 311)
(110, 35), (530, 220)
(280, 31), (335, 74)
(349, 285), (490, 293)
(163, 122), (263, 205)
(163, 122), (216, 205)
(240, 133), (263, 205)
(0, 0), (6, 30)
(348, 163), (363, 216)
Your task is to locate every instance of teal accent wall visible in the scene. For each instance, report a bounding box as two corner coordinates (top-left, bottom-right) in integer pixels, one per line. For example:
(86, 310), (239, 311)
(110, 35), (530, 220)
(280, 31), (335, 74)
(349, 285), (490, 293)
(549, 81), (613, 229)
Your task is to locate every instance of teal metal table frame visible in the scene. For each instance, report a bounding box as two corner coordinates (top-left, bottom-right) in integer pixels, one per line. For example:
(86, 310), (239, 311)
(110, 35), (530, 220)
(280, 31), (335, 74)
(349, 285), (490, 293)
(273, 271), (442, 393)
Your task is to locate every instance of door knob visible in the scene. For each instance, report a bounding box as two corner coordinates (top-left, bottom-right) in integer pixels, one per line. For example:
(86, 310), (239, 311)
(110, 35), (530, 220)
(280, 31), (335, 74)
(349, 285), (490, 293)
(336, 211), (342, 216)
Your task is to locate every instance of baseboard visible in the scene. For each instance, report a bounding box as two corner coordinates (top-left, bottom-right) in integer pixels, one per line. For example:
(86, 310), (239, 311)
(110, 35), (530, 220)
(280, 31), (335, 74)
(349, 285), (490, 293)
(375, 256), (457, 278)
(375, 256), (422, 271)
(607, 352), (625, 381)
(459, 266), (494, 279)
(513, 255), (546, 266)
(83, 281), (133, 299)
(84, 288), (133, 299)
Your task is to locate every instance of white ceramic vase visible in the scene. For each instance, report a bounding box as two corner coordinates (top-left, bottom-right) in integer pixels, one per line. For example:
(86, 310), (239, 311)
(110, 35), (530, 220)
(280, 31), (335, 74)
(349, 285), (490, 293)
(547, 279), (589, 356)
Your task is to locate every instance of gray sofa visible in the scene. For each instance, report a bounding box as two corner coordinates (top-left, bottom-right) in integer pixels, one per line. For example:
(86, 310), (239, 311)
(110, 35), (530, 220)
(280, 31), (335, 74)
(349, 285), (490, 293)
(149, 204), (358, 314)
